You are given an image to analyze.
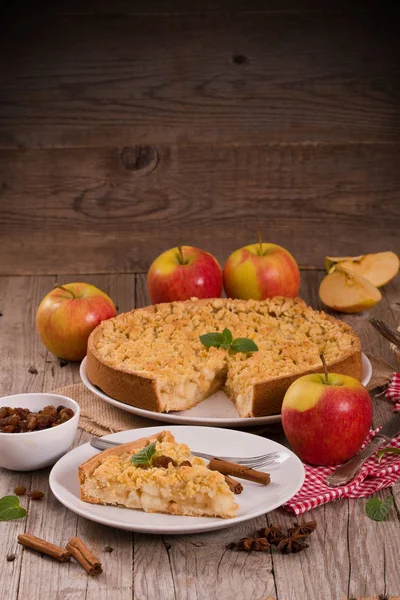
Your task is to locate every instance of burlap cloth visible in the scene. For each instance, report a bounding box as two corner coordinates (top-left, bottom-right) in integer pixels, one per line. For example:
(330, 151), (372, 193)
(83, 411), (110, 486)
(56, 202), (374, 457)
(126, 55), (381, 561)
(52, 354), (398, 437)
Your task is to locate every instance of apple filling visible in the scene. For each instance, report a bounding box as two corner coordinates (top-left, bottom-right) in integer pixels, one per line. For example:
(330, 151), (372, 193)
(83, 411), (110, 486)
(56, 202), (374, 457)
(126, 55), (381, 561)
(158, 366), (228, 412)
(80, 436), (238, 519)
(92, 297), (361, 417)
(81, 479), (235, 517)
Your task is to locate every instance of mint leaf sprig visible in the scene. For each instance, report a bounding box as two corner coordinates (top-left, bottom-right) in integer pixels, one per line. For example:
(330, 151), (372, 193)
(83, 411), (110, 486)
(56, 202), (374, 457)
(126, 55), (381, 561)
(200, 328), (258, 354)
(130, 442), (157, 468)
(377, 447), (400, 463)
(0, 495), (27, 521)
(365, 496), (393, 522)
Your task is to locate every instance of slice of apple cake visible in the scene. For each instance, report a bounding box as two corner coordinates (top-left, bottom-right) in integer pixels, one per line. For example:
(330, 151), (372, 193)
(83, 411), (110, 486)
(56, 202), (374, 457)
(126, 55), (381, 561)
(79, 430), (238, 518)
(86, 297), (362, 417)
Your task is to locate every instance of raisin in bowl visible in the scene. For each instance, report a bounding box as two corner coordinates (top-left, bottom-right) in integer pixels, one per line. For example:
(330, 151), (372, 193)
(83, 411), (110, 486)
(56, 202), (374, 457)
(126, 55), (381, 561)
(0, 393), (80, 471)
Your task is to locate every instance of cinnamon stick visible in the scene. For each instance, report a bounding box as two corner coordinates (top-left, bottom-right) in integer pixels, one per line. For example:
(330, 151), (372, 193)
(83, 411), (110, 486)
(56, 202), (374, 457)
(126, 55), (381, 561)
(224, 475), (243, 495)
(209, 458), (270, 486)
(18, 533), (71, 562)
(66, 536), (102, 575)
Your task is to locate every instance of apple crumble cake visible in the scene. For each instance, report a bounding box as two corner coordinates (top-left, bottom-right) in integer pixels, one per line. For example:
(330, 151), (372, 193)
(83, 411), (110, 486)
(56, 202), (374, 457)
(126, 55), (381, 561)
(86, 297), (362, 417)
(79, 430), (238, 518)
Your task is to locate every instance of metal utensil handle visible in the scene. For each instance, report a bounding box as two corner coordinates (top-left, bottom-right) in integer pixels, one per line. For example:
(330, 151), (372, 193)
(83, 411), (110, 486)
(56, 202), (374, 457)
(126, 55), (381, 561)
(91, 438), (120, 451)
(325, 435), (386, 488)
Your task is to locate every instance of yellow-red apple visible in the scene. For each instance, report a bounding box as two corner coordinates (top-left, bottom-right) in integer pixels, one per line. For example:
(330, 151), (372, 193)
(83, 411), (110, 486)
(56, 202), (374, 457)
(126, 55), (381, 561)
(281, 371), (372, 466)
(36, 283), (117, 361)
(223, 237), (300, 300)
(147, 246), (223, 303)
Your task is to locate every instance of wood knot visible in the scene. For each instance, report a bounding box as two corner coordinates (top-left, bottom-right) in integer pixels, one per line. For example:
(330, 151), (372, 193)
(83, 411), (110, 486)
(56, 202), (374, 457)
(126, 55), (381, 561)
(232, 54), (248, 65)
(119, 146), (159, 175)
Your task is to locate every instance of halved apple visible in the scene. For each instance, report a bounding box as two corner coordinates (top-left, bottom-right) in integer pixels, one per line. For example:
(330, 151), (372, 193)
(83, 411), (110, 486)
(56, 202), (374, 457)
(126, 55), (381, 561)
(319, 267), (382, 313)
(325, 252), (399, 287)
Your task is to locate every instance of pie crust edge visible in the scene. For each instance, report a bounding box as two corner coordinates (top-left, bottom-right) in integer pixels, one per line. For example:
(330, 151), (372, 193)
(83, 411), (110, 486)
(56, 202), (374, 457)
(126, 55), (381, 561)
(86, 299), (362, 417)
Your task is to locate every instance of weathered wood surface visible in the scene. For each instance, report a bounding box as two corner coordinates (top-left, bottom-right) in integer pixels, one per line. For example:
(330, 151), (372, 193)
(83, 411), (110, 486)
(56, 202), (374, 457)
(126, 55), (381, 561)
(1, 9), (399, 148)
(1, 271), (399, 600)
(1, 143), (399, 274)
(1, 2), (399, 274)
(14, 0), (397, 15)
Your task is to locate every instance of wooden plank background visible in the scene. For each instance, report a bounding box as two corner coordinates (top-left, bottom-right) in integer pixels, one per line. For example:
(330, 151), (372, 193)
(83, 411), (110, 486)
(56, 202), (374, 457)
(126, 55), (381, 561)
(0, 1), (399, 274)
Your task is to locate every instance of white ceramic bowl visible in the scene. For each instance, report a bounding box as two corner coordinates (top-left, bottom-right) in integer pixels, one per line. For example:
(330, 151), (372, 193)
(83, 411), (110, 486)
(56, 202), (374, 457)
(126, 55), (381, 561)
(0, 393), (80, 471)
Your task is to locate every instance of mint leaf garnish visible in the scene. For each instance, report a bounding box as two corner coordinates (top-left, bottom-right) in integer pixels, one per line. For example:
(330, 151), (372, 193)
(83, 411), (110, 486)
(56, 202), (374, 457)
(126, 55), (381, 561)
(199, 332), (223, 349)
(231, 338), (259, 353)
(377, 447), (400, 463)
(130, 442), (157, 468)
(365, 496), (393, 521)
(0, 495), (27, 521)
(221, 328), (233, 347)
(200, 328), (258, 354)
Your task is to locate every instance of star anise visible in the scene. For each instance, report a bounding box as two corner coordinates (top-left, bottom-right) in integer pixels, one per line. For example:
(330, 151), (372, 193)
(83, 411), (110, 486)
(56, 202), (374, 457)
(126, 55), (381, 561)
(277, 533), (309, 554)
(258, 525), (285, 546)
(239, 537), (271, 552)
(287, 518), (317, 537)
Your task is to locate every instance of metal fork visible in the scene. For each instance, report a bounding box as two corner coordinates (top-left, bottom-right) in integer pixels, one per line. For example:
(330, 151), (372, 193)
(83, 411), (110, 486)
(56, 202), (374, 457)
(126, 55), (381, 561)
(369, 318), (400, 347)
(90, 437), (277, 469)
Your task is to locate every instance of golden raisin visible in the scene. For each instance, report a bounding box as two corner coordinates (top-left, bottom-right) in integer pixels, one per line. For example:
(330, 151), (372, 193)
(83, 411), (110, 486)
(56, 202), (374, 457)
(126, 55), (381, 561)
(13, 485), (27, 496)
(28, 490), (44, 500)
(152, 455), (177, 468)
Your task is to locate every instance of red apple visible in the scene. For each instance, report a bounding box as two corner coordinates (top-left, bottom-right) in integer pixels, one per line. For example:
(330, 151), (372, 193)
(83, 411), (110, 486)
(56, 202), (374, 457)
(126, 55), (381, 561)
(281, 370), (372, 466)
(36, 283), (117, 361)
(223, 235), (300, 300)
(147, 245), (223, 303)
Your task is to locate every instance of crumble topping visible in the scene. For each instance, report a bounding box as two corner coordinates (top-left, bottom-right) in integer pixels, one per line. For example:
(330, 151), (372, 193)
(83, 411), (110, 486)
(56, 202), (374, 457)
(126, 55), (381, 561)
(93, 297), (360, 415)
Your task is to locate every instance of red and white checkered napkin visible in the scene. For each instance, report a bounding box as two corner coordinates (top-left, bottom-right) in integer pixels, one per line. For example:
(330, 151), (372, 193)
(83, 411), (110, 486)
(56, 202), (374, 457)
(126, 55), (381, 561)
(386, 372), (400, 412)
(283, 428), (400, 516)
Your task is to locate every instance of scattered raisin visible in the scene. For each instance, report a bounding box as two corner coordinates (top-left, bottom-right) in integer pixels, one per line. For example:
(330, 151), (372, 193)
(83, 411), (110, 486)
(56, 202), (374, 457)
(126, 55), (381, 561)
(28, 490), (44, 500)
(6, 554), (16, 562)
(179, 461), (192, 467)
(104, 546), (114, 553)
(152, 455), (177, 468)
(28, 366), (38, 375)
(13, 486), (27, 496)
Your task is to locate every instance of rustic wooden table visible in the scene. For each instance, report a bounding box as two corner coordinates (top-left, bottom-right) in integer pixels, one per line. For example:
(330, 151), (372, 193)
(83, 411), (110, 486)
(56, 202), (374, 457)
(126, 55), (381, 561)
(1, 270), (399, 600)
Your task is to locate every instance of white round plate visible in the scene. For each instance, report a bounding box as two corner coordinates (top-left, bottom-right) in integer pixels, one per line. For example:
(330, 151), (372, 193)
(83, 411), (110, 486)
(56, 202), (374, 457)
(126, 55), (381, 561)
(49, 425), (304, 534)
(80, 353), (372, 427)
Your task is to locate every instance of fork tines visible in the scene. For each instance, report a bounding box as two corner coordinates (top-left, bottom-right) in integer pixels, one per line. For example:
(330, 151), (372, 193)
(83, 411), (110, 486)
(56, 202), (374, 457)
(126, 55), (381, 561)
(369, 318), (400, 346)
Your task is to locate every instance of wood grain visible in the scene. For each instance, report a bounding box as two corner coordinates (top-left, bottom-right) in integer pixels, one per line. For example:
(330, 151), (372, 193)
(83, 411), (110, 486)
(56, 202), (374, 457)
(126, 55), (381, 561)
(1, 272), (400, 600)
(1, 143), (399, 274)
(0, 275), (55, 396)
(1, 11), (399, 148)
(134, 517), (276, 600)
(0, 274), (136, 600)
(12, 0), (396, 15)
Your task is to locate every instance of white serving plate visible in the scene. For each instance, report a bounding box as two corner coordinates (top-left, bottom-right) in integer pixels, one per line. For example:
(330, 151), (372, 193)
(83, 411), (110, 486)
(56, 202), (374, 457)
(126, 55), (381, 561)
(79, 353), (372, 427)
(50, 425), (304, 534)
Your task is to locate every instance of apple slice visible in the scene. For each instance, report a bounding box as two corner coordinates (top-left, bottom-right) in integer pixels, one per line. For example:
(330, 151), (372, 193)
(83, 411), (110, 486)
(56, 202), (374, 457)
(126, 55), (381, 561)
(319, 267), (382, 313)
(325, 252), (399, 287)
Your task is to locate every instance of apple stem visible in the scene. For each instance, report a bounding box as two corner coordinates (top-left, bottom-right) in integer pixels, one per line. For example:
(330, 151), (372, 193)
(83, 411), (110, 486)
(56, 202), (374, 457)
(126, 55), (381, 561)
(257, 231), (263, 256)
(55, 285), (75, 299)
(177, 245), (185, 265)
(319, 353), (329, 384)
